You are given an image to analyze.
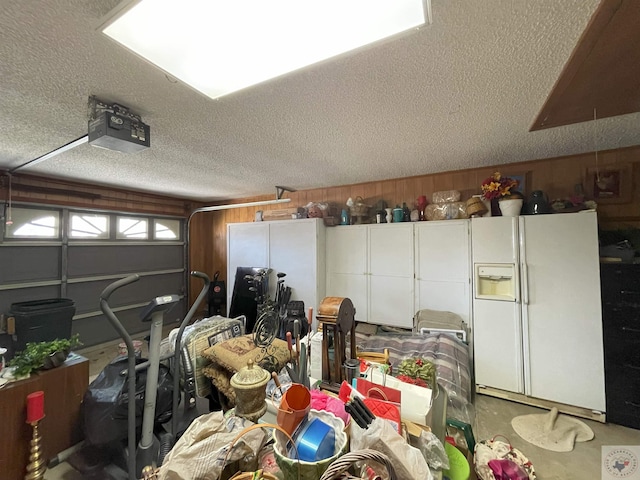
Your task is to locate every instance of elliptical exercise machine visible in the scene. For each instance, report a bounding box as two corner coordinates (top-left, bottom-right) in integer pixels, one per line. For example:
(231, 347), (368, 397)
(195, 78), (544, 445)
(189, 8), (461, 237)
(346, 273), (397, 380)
(95, 271), (211, 480)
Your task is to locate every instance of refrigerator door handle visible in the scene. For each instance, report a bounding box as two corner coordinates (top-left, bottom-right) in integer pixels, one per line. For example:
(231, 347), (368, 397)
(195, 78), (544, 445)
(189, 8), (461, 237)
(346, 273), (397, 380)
(521, 262), (529, 305)
(514, 262), (521, 304)
(519, 217), (529, 305)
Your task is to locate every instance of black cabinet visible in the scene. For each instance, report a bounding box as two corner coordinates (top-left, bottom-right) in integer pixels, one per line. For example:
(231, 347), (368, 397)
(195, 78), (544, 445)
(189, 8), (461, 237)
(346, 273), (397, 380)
(601, 263), (640, 429)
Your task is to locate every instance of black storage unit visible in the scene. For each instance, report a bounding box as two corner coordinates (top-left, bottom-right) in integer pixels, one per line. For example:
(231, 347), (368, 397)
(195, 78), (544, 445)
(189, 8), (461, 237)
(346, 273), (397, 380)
(600, 263), (640, 429)
(228, 267), (269, 333)
(9, 298), (76, 353)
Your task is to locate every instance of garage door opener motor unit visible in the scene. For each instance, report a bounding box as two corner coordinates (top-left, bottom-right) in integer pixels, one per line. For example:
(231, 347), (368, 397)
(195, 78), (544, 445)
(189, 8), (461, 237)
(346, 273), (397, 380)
(88, 96), (150, 153)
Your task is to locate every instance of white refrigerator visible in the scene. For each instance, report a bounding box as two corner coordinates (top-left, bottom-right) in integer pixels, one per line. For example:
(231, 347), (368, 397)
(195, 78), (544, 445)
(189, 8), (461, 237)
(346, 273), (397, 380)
(471, 211), (606, 412)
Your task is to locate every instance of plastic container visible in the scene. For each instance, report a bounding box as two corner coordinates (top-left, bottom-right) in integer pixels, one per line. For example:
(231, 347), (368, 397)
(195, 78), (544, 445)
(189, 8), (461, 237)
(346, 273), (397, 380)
(295, 418), (335, 462)
(443, 442), (471, 480)
(277, 383), (311, 435)
(10, 298), (75, 352)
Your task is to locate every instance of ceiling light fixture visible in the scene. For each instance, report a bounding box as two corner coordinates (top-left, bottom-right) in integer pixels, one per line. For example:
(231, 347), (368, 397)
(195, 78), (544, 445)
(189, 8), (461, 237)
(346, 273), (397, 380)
(101, 0), (431, 100)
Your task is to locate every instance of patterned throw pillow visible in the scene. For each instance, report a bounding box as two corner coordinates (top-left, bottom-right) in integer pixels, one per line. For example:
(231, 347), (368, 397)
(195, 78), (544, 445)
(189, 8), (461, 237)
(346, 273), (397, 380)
(202, 334), (290, 374)
(202, 334), (291, 406)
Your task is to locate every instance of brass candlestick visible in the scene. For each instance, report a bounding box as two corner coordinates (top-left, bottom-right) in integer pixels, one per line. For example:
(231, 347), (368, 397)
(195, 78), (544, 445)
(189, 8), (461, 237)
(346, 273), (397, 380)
(24, 421), (46, 480)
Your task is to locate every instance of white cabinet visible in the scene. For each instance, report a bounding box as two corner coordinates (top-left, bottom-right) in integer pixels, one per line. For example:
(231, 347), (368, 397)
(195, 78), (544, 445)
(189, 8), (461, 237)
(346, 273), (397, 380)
(325, 225), (369, 321)
(227, 223), (269, 293)
(326, 224), (414, 328)
(227, 219), (326, 322)
(414, 220), (471, 326)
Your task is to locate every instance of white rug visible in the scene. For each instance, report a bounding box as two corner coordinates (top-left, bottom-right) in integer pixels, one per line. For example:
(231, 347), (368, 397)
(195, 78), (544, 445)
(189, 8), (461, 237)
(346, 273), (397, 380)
(511, 407), (594, 452)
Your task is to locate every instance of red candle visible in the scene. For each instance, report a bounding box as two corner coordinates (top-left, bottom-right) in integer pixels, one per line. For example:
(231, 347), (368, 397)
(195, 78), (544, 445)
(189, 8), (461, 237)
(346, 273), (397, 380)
(26, 391), (45, 424)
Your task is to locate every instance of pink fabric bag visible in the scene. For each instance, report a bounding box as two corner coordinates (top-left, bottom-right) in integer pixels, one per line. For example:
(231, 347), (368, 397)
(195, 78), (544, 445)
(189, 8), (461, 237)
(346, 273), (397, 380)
(488, 458), (529, 480)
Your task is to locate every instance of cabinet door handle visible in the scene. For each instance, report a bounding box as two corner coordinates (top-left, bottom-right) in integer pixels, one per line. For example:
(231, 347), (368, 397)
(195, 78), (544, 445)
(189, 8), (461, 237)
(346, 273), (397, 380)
(622, 326), (640, 334)
(625, 400), (640, 409)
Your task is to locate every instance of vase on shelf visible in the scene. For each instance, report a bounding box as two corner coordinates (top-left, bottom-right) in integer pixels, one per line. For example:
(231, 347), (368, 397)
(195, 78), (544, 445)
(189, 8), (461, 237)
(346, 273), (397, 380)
(499, 198), (524, 217)
(416, 195), (427, 221)
(385, 208), (392, 224)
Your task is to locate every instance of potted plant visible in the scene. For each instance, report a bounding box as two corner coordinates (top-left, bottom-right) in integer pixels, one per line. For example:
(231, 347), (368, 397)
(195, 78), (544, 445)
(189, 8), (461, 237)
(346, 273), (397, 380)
(8, 335), (82, 378)
(481, 172), (522, 216)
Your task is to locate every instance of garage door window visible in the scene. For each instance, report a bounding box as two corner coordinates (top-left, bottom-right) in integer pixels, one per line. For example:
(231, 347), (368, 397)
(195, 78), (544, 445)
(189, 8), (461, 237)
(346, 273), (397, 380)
(117, 216), (148, 239)
(154, 218), (180, 240)
(5, 207), (60, 239)
(70, 212), (109, 239)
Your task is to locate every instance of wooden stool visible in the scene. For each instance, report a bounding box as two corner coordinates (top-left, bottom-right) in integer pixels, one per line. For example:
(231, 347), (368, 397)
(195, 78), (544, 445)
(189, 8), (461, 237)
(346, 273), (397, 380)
(316, 297), (356, 391)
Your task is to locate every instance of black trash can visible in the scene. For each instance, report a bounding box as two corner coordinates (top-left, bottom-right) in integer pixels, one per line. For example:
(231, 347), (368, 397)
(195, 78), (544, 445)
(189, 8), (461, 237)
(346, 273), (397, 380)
(9, 298), (76, 352)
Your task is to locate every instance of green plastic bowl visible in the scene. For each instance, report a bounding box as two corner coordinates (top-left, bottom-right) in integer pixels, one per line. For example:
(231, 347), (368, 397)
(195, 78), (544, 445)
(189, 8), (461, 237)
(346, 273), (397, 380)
(443, 441), (471, 480)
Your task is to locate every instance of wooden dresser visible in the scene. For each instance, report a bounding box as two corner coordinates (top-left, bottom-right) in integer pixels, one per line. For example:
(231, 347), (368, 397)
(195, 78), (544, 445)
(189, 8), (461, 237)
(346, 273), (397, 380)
(600, 263), (640, 429)
(0, 353), (89, 479)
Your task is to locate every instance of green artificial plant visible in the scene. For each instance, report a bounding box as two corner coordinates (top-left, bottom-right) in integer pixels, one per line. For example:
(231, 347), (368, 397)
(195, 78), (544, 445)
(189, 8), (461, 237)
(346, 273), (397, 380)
(9, 334), (82, 377)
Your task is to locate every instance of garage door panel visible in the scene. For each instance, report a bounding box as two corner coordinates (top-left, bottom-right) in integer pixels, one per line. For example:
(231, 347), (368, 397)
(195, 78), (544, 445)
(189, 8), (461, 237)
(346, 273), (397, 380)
(68, 273), (184, 314)
(67, 245), (183, 277)
(0, 246), (60, 283)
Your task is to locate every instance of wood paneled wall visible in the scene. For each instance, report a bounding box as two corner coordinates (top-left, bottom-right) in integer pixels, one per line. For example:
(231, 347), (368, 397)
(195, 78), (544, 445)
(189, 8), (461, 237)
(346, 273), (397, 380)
(3, 146), (639, 308)
(189, 145), (640, 305)
(1, 173), (194, 216)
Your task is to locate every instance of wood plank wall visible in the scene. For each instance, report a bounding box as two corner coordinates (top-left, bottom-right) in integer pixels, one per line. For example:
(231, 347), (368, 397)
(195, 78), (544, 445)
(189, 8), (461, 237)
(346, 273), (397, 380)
(4, 146), (639, 308)
(190, 145), (640, 305)
(1, 173), (194, 216)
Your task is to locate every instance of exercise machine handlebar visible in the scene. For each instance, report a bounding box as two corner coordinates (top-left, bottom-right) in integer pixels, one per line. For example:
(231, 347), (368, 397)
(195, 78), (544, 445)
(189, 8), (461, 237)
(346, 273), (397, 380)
(99, 273), (140, 480)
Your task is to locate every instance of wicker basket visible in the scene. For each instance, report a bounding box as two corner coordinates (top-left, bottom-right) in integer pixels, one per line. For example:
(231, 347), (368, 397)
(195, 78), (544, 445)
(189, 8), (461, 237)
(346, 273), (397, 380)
(318, 450), (398, 480)
(349, 196), (370, 217)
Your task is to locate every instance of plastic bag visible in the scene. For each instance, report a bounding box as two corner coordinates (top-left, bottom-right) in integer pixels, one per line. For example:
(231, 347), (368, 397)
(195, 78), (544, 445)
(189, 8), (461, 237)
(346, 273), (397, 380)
(350, 418), (433, 480)
(82, 355), (173, 446)
(432, 190), (461, 203)
(410, 429), (449, 470)
(158, 413), (264, 480)
(425, 202), (468, 220)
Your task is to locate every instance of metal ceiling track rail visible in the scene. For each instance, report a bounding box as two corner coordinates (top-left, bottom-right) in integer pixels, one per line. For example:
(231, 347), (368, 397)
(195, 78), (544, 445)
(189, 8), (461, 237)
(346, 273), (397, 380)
(9, 135), (88, 173)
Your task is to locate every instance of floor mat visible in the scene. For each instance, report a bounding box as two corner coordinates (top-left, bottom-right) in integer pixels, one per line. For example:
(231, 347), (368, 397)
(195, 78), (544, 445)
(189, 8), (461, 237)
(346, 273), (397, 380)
(511, 407), (594, 452)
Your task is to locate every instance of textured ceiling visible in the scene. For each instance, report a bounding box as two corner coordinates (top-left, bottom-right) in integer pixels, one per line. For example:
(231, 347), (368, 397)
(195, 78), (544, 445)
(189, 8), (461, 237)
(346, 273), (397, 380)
(1, 0), (639, 202)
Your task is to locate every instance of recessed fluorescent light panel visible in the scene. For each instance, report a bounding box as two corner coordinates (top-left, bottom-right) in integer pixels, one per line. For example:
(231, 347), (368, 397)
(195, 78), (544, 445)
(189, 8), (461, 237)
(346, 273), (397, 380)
(103, 0), (430, 100)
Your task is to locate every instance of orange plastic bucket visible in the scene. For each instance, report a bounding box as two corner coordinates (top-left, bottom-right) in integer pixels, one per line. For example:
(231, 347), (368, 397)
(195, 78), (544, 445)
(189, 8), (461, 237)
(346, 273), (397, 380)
(277, 384), (311, 435)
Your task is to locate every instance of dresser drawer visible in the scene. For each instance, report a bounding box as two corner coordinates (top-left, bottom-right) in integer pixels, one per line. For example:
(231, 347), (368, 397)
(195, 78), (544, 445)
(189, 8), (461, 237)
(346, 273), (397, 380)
(602, 304), (640, 329)
(607, 408), (640, 430)
(605, 363), (640, 398)
(606, 391), (640, 429)
(601, 264), (640, 302)
(604, 339), (640, 369)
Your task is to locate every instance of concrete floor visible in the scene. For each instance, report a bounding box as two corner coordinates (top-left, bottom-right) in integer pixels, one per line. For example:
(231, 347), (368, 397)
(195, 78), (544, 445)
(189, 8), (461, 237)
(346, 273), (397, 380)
(473, 394), (640, 479)
(47, 335), (640, 480)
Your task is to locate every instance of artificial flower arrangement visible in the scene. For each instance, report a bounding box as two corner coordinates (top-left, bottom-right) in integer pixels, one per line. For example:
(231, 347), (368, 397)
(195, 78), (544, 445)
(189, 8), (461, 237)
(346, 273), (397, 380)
(481, 172), (520, 200)
(396, 357), (435, 388)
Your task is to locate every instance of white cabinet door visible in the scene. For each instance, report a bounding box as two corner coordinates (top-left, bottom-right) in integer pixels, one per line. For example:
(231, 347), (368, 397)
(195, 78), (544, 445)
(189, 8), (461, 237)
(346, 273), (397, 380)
(326, 226), (368, 322)
(367, 224), (414, 328)
(226, 222), (269, 308)
(415, 220), (471, 325)
(269, 219), (325, 319)
(326, 226), (367, 274)
(473, 298), (524, 392)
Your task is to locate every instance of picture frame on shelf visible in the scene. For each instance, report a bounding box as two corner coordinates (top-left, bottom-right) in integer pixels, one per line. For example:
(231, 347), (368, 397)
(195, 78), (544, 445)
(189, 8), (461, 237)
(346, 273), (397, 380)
(585, 164), (633, 204)
(507, 171), (531, 196)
